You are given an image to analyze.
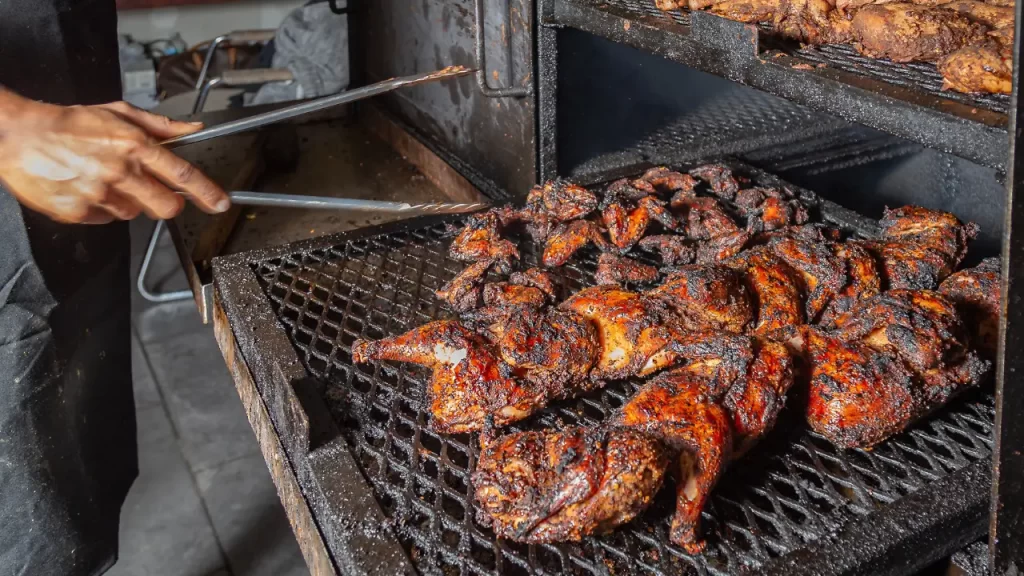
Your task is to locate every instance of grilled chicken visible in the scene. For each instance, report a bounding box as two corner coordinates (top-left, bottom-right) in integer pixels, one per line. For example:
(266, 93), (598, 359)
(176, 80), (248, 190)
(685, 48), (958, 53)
(560, 285), (676, 380)
(542, 220), (609, 268)
(851, 4), (987, 62)
(473, 426), (668, 544)
(735, 187), (812, 233)
(690, 164), (743, 201)
(941, 0), (1013, 29)
(647, 265), (755, 333)
(818, 242), (883, 325)
(726, 247), (806, 334)
(938, 43), (1012, 94)
(436, 259), (492, 313)
(675, 197), (744, 241)
(636, 166), (699, 196)
(792, 290), (990, 447)
(603, 202), (652, 250)
(939, 257), (1001, 356)
(509, 267), (558, 301)
(450, 211), (519, 266)
(639, 234), (697, 266)
(695, 230), (753, 264)
(526, 180), (599, 222)
(595, 253), (660, 286)
(856, 206), (978, 290)
(352, 321), (546, 433)
(769, 237), (847, 322)
(611, 334), (793, 552)
(489, 308), (602, 394)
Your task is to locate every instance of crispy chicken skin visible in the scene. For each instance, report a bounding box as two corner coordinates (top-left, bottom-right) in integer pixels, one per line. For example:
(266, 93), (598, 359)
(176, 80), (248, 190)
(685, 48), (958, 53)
(852, 4), (987, 62)
(726, 247), (806, 334)
(938, 43), (1012, 94)
(941, 0), (1013, 29)
(690, 164), (742, 200)
(611, 369), (732, 553)
(595, 253), (660, 286)
(352, 321), (546, 433)
(675, 197), (743, 241)
(647, 265), (755, 333)
(560, 286), (674, 380)
(490, 308), (602, 394)
(436, 259), (492, 312)
(818, 242), (883, 325)
(737, 187), (811, 233)
(527, 180), (599, 222)
(473, 426), (668, 544)
(769, 237), (847, 322)
(939, 257), (1001, 356)
(639, 234), (697, 266)
(509, 267), (558, 300)
(603, 202), (651, 250)
(798, 290), (990, 447)
(858, 206), (978, 290)
(449, 211), (519, 265)
(611, 334), (793, 552)
(542, 220), (608, 268)
(637, 166), (700, 195)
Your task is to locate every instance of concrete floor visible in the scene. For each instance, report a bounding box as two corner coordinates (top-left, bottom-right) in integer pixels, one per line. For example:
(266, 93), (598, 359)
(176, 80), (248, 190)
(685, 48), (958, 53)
(109, 217), (308, 576)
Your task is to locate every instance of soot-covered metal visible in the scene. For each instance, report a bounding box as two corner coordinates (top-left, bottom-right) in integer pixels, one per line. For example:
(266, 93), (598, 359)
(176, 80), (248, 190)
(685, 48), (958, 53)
(220, 162), (994, 575)
(542, 0), (1009, 169)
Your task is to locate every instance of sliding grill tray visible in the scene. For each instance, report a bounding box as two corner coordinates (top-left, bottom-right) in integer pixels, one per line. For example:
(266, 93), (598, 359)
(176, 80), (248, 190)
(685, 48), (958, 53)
(545, 0), (1009, 169)
(214, 163), (993, 575)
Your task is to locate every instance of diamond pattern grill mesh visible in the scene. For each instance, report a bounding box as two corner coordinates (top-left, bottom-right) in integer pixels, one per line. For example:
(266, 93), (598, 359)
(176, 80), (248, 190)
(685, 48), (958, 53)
(576, 0), (1009, 115)
(254, 181), (994, 575)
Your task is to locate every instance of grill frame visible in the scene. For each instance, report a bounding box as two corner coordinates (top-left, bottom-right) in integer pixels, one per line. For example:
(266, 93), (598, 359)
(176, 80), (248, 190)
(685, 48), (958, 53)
(537, 0), (1009, 172)
(212, 161), (993, 576)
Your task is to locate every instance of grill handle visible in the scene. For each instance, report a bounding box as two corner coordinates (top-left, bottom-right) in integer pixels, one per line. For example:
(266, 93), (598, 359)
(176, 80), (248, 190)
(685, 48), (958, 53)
(474, 0), (532, 98)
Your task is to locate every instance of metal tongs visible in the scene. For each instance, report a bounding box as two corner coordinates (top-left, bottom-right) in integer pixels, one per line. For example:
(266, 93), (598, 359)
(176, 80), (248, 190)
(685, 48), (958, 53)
(162, 65), (488, 216)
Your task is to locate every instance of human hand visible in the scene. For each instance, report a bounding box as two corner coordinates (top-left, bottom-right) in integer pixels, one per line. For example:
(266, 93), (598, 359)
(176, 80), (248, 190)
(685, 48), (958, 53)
(0, 90), (229, 224)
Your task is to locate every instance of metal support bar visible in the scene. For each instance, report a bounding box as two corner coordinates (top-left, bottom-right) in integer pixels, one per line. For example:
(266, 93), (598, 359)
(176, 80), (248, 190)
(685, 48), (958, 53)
(194, 30), (278, 91)
(989, 0), (1024, 570)
(138, 220), (192, 304)
(474, 0), (532, 98)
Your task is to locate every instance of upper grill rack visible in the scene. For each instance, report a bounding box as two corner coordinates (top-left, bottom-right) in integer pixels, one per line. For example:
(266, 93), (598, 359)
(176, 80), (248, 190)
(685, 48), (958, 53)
(547, 0), (1009, 169)
(252, 165), (993, 575)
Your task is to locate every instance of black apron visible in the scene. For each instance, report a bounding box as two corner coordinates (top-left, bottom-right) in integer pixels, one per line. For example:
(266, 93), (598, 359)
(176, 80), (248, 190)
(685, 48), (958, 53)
(0, 1), (138, 575)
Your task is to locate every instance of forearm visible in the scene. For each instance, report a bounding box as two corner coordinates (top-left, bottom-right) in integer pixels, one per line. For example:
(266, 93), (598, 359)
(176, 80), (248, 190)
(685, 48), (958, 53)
(0, 87), (31, 140)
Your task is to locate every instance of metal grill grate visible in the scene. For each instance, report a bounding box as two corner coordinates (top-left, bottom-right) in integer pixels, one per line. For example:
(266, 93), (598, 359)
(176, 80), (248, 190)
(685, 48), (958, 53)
(253, 173), (994, 575)
(583, 0), (1008, 116)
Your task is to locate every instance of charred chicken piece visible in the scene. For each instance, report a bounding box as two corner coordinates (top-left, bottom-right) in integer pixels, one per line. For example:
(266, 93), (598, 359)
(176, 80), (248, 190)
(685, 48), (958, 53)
(561, 285), (676, 380)
(636, 167), (699, 196)
(689, 164), (742, 200)
(473, 426), (668, 545)
(851, 4), (987, 62)
(799, 290), (989, 447)
(542, 220), (609, 268)
(603, 202), (651, 250)
(449, 211), (519, 266)
(509, 267), (558, 301)
(736, 187), (812, 233)
(352, 321), (545, 433)
(483, 282), (549, 310)
(939, 257), (1001, 356)
(674, 197), (743, 241)
(818, 242), (883, 325)
(436, 259), (492, 312)
(941, 0), (1013, 29)
(695, 230), (753, 264)
(639, 234), (696, 266)
(769, 237), (847, 322)
(611, 368), (731, 553)
(595, 253), (659, 286)
(857, 206), (978, 290)
(647, 265), (755, 333)
(489, 308), (602, 394)
(526, 180), (599, 222)
(612, 334), (793, 552)
(726, 247), (806, 334)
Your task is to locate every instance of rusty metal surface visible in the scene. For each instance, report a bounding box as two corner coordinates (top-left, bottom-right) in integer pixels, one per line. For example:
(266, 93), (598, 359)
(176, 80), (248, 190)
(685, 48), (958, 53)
(353, 0), (537, 198)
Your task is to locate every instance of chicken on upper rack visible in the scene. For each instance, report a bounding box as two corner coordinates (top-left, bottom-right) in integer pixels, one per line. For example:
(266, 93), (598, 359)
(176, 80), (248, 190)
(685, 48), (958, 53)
(656, 0), (1017, 94)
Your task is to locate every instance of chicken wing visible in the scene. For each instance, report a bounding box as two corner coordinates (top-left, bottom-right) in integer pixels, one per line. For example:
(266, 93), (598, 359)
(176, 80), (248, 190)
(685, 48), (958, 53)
(450, 211), (519, 266)
(938, 257), (1001, 356)
(639, 234), (697, 266)
(352, 321), (546, 433)
(938, 43), (1012, 94)
(542, 220), (609, 268)
(636, 167), (699, 196)
(690, 164), (743, 200)
(527, 180), (599, 222)
(509, 267), (558, 301)
(595, 253), (660, 286)
(473, 426), (668, 544)
(603, 202), (651, 250)
(436, 259), (492, 313)
(674, 197), (744, 241)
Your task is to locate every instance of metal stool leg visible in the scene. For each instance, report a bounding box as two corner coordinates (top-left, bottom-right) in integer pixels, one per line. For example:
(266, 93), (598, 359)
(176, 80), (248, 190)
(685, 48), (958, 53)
(137, 220), (192, 303)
